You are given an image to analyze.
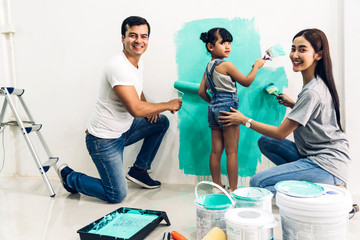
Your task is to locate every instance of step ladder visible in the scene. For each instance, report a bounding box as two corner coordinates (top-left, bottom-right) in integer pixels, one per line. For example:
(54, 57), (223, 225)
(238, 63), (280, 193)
(0, 87), (58, 197)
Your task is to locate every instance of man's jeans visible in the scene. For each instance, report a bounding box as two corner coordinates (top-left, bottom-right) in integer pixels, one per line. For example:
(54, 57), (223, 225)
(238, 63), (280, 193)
(66, 115), (169, 203)
(250, 135), (345, 194)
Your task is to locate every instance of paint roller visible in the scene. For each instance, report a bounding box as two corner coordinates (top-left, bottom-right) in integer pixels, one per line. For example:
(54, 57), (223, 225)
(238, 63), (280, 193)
(201, 227), (227, 240)
(174, 81), (199, 94)
(263, 43), (286, 60)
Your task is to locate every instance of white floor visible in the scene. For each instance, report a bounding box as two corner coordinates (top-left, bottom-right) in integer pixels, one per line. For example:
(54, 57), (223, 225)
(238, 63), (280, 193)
(0, 177), (359, 240)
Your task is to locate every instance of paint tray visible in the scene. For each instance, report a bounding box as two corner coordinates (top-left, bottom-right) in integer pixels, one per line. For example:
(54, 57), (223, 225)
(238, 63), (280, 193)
(77, 207), (171, 240)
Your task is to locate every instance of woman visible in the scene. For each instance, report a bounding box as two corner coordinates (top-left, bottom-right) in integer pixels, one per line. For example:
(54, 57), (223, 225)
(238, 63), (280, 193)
(219, 28), (350, 193)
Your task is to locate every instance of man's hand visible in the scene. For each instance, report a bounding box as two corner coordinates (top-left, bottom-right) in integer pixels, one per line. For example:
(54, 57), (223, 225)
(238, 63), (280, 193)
(168, 98), (182, 113)
(147, 113), (161, 123)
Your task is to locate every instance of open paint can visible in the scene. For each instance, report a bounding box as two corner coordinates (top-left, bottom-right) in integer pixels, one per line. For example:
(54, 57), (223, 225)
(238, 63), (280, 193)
(275, 181), (352, 240)
(225, 208), (278, 240)
(232, 187), (273, 213)
(195, 181), (235, 240)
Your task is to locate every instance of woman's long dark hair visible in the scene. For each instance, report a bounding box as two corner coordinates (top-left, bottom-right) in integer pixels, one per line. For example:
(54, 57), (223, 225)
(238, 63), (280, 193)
(293, 29), (343, 131)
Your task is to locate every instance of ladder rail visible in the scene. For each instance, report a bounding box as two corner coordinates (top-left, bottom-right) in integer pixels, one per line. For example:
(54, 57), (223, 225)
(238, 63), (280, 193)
(1, 87), (56, 197)
(18, 95), (54, 157)
(0, 98), (8, 124)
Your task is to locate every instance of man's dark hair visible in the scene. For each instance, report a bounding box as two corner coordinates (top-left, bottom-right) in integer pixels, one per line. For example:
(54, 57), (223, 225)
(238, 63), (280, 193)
(121, 16), (150, 37)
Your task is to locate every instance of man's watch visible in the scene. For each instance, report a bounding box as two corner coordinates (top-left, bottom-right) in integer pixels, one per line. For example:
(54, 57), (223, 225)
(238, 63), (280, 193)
(245, 119), (253, 128)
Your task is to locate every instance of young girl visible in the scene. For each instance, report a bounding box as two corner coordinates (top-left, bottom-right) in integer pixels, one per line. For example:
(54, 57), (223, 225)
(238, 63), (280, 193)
(219, 28), (350, 193)
(198, 28), (265, 192)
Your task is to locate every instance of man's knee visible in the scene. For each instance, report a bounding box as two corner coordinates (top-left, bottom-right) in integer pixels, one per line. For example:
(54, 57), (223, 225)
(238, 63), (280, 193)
(158, 114), (170, 130)
(105, 188), (128, 204)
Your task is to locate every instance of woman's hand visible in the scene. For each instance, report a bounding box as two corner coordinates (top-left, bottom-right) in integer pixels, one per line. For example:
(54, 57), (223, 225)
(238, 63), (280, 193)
(218, 107), (248, 126)
(277, 93), (295, 108)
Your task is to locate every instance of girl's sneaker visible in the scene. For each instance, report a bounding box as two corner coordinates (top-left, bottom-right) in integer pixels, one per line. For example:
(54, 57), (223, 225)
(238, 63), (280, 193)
(212, 185), (230, 194)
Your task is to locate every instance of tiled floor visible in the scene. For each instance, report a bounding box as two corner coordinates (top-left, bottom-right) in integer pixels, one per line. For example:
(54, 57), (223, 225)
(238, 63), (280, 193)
(0, 177), (359, 240)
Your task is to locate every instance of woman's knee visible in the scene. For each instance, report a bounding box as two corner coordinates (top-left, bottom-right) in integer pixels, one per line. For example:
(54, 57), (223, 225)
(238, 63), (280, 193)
(250, 174), (261, 188)
(258, 135), (271, 152)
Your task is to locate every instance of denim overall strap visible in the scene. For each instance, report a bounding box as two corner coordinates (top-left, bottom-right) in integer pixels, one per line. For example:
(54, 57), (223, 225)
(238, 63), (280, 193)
(205, 59), (225, 94)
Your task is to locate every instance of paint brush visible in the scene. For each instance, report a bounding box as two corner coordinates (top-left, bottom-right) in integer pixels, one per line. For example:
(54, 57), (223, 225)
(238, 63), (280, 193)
(263, 43), (286, 60)
(171, 231), (188, 240)
(264, 83), (279, 95)
(264, 83), (283, 101)
(163, 231), (171, 240)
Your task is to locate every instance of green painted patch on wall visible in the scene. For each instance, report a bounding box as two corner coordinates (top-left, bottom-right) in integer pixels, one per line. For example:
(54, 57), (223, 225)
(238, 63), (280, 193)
(174, 18), (288, 177)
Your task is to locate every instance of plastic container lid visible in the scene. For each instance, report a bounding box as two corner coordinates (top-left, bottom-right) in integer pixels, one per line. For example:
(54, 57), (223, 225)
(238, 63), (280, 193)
(195, 194), (233, 210)
(276, 184), (353, 217)
(225, 208), (275, 229)
(275, 180), (324, 198)
(232, 187), (273, 201)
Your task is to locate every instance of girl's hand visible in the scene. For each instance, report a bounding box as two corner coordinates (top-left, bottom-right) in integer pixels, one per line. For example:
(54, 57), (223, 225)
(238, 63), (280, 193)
(254, 58), (266, 69)
(276, 93), (295, 108)
(218, 107), (247, 126)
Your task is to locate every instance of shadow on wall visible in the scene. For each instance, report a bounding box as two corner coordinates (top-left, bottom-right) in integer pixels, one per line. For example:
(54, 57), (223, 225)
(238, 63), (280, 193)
(174, 17), (288, 178)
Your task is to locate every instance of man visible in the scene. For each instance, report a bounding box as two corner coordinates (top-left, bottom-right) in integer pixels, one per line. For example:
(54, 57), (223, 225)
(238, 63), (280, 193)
(57, 16), (182, 203)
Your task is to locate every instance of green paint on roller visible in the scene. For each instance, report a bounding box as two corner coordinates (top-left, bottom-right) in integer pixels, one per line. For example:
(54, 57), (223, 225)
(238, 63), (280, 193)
(174, 18), (288, 178)
(174, 81), (199, 94)
(264, 83), (279, 96)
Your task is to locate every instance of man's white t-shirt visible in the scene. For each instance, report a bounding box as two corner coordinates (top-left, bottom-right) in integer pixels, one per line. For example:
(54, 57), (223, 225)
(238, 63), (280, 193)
(87, 51), (143, 139)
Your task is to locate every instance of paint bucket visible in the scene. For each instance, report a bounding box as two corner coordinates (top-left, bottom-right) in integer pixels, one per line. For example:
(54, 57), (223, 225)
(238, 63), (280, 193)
(232, 187), (273, 213)
(276, 182), (353, 240)
(225, 208), (278, 240)
(195, 181), (235, 240)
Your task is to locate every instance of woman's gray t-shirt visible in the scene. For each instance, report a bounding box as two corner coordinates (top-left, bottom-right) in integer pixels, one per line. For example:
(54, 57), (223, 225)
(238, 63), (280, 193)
(286, 77), (350, 183)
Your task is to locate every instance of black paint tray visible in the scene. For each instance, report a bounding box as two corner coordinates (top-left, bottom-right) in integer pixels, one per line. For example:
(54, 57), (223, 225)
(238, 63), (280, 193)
(77, 207), (171, 240)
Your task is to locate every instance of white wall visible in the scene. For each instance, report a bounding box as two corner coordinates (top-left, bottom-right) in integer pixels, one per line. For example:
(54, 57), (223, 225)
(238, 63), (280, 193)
(0, 0), (358, 193)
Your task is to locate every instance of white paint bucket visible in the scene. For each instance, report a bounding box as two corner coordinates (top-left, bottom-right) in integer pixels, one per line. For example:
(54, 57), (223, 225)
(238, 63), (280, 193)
(225, 208), (278, 240)
(276, 182), (353, 240)
(195, 181), (235, 240)
(232, 187), (273, 213)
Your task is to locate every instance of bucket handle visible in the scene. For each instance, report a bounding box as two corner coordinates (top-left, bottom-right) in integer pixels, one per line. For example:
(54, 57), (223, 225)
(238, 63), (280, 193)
(260, 217), (279, 229)
(195, 181), (235, 206)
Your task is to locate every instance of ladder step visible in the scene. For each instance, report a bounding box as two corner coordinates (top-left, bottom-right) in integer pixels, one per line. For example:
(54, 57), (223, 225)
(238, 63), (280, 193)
(0, 87), (25, 96)
(42, 157), (59, 172)
(24, 124), (42, 133)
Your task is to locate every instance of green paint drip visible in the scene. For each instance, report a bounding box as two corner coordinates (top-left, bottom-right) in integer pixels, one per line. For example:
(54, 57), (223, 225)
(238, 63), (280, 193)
(88, 210), (158, 238)
(174, 18), (288, 177)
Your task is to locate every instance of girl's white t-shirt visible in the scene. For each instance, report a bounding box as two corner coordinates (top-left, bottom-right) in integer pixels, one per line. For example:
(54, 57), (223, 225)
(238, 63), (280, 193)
(87, 51), (143, 139)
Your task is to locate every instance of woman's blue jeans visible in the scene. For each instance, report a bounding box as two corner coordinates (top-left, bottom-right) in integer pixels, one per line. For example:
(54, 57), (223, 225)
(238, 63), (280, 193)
(250, 135), (345, 194)
(66, 115), (169, 203)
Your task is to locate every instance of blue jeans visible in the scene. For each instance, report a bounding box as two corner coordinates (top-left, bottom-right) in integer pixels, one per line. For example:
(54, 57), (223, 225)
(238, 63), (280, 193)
(66, 115), (169, 203)
(250, 135), (345, 194)
(208, 92), (239, 127)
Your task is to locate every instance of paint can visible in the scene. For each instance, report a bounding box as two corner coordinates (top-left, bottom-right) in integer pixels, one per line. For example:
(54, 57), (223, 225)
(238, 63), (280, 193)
(225, 208), (278, 240)
(195, 181), (235, 240)
(232, 187), (273, 213)
(275, 182), (353, 240)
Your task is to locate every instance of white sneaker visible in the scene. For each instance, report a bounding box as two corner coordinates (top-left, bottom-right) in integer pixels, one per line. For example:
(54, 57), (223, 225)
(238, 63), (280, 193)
(212, 185), (230, 194)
